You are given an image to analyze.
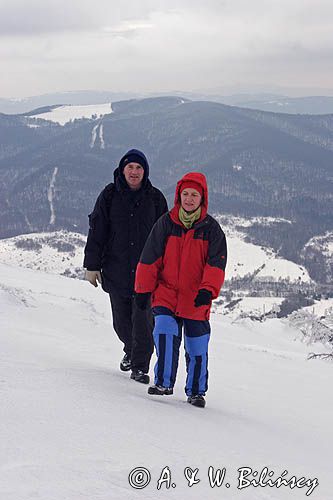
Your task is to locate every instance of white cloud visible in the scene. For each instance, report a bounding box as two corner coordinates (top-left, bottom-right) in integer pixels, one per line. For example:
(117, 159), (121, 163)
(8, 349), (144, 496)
(0, 0), (166, 35)
(0, 0), (333, 97)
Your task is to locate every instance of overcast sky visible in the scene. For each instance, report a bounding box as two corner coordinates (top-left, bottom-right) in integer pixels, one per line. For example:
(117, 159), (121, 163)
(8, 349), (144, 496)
(1, 0), (333, 98)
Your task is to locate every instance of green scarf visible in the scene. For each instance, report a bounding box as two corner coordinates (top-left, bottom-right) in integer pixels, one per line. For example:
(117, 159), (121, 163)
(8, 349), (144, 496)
(179, 206), (201, 229)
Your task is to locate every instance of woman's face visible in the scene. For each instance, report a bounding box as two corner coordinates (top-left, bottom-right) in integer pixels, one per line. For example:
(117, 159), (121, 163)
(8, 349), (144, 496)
(180, 188), (202, 212)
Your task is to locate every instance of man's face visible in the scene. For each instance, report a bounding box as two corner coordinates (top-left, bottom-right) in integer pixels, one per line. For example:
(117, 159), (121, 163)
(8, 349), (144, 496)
(180, 188), (202, 212)
(123, 162), (144, 190)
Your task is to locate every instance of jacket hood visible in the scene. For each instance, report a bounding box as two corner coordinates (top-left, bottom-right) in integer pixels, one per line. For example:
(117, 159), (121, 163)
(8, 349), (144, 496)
(113, 149), (150, 190)
(170, 172), (208, 225)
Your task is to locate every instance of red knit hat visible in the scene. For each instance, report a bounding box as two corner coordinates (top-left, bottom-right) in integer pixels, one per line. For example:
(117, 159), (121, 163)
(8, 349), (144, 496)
(180, 180), (203, 197)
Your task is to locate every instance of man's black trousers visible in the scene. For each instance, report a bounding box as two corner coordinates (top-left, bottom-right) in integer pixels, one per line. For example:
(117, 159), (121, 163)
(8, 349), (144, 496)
(109, 293), (154, 373)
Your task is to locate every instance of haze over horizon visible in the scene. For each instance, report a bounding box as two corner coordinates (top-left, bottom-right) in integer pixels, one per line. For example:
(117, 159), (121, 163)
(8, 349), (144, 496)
(1, 0), (333, 99)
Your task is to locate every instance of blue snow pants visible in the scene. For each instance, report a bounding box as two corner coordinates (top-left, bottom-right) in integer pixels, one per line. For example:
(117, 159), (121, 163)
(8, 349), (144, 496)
(152, 307), (211, 395)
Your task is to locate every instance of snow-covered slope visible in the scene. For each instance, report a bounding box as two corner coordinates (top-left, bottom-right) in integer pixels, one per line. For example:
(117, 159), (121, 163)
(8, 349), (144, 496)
(0, 262), (331, 500)
(217, 216), (311, 283)
(0, 231), (85, 278)
(212, 295), (285, 319)
(303, 297), (333, 316)
(30, 103), (113, 125)
(304, 231), (333, 259)
(227, 232), (310, 282)
(301, 231), (333, 283)
(0, 228), (311, 283)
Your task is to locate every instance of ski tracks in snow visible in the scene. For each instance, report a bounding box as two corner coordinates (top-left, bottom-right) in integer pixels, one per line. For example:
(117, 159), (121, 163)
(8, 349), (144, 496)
(90, 124), (99, 148)
(90, 122), (106, 149)
(99, 124), (105, 149)
(24, 215), (33, 231)
(48, 167), (58, 225)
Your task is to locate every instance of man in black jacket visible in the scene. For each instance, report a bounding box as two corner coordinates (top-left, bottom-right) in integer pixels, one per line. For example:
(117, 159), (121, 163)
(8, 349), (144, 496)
(83, 149), (168, 384)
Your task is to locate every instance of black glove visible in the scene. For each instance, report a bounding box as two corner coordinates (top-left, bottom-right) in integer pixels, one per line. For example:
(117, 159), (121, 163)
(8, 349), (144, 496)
(194, 289), (212, 307)
(135, 292), (151, 310)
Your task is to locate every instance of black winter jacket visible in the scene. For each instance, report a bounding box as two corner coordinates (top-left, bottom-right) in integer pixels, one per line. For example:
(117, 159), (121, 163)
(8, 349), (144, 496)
(83, 152), (168, 296)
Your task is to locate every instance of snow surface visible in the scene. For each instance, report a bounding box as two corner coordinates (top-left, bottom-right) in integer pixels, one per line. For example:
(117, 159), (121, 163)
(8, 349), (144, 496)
(218, 215), (293, 228)
(226, 232), (310, 282)
(213, 296), (284, 319)
(30, 103), (113, 125)
(215, 215), (311, 283)
(303, 298), (333, 317)
(90, 123), (105, 149)
(218, 219), (311, 283)
(0, 229), (311, 284)
(0, 262), (331, 500)
(303, 231), (333, 259)
(99, 123), (105, 149)
(0, 231), (85, 277)
(47, 168), (58, 225)
(90, 123), (99, 148)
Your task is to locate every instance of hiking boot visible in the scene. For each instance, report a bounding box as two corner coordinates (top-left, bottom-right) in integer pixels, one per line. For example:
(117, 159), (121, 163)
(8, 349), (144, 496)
(148, 385), (173, 395)
(120, 354), (131, 372)
(187, 394), (206, 408)
(130, 370), (150, 384)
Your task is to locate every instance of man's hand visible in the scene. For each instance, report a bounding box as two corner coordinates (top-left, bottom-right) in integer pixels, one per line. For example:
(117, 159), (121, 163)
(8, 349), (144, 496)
(85, 270), (102, 287)
(194, 289), (212, 307)
(135, 292), (151, 310)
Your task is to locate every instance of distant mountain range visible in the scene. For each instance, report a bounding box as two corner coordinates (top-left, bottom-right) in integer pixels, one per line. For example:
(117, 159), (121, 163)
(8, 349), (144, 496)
(218, 95), (333, 115)
(0, 96), (332, 284)
(3, 90), (333, 115)
(0, 91), (140, 115)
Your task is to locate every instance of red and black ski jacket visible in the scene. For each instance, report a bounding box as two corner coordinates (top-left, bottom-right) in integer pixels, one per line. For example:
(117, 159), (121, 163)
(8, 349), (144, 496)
(135, 172), (227, 320)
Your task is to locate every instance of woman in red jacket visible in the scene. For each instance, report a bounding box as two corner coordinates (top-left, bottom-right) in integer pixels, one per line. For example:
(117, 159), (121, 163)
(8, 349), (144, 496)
(135, 172), (227, 408)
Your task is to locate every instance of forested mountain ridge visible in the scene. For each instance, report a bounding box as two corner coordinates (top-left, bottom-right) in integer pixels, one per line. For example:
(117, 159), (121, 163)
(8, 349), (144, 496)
(0, 97), (332, 282)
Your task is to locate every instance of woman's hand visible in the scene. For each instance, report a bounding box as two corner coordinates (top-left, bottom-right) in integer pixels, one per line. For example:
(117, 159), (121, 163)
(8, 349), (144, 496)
(194, 289), (212, 307)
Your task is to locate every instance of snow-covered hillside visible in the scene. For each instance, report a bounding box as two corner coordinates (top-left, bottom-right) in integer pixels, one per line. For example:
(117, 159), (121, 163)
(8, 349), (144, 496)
(227, 232), (310, 282)
(0, 228), (311, 283)
(0, 231), (85, 278)
(0, 262), (331, 500)
(30, 103), (113, 125)
(0, 229), (315, 322)
(303, 298), (333, 316)
(304, 232), (333, 259)
(217, 215), (311, 283)
(301, 231), (333, 283)
(212, 295), (285, 319)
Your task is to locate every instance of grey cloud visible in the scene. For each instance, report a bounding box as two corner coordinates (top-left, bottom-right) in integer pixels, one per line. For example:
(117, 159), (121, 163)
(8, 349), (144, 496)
(0, 0), (167, 35)
(1, 0), (333, 97)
